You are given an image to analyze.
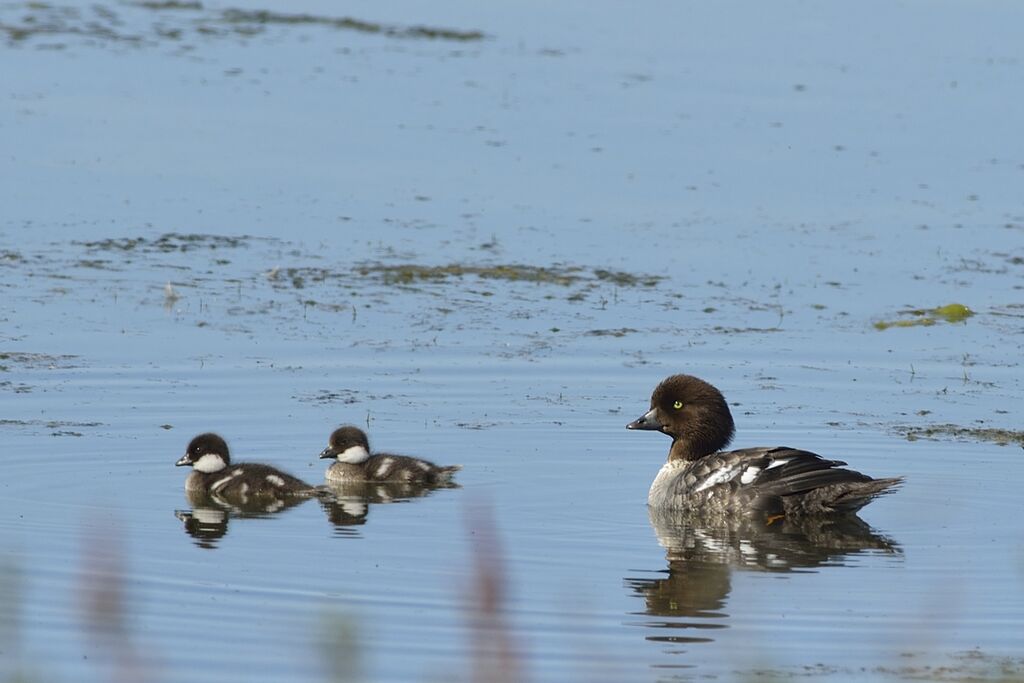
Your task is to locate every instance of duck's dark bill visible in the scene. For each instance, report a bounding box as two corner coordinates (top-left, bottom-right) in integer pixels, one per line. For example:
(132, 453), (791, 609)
(175, 454), (192, 467)
(318, 446), (338, 459)
(626, 408), (662, 430)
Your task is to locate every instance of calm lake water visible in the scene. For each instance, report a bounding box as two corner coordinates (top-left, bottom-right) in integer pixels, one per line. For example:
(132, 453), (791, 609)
(2, 1), (1023, 681)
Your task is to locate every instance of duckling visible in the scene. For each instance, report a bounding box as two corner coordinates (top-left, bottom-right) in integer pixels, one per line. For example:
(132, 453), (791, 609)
(318, 426), (461, 485)
(176, 433), (317, 500)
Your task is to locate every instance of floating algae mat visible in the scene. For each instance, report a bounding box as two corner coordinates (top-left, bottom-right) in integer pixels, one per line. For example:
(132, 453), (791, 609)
(873, 303), (974, 331)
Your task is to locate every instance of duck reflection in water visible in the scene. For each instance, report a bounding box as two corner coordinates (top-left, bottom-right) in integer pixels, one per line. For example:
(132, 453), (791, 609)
(175, 487), (314, 549)
(626, 507), (900, 650)
(176, 478), (462, 545)
(319, 479), (461, 537)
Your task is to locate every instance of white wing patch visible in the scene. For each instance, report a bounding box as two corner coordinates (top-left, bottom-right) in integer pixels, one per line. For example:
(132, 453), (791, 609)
(266, 474), (286, 488)
(766, 458), (791, 469)
(693, 466), (738, 493)
(740, 466), (762, 485)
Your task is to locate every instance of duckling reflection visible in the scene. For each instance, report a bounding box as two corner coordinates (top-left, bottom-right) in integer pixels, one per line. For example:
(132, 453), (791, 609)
(319, 480), (460, 537)
(175, 487), (314, 549)
(626, 508), (899, 648)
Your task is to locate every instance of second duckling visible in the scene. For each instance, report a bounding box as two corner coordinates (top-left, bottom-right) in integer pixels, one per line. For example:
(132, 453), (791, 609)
(318, 425), (461, 485)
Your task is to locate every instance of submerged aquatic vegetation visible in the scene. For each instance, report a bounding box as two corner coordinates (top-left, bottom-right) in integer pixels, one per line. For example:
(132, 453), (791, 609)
(365, 263), (583, 286)
(76, 233), (253, 253)
(0, 351), (78, 370)
(359, 263), (661, 288)
(901, 423), (1024, 447)
(873, 303), (974, 330)
(268, 262), (664, 294)
(133, 1), (202, 9)
(0, 2), (485, 46)
(586, 328), (638, 337)
(0, 3), (144, 43)
(220, 9), (486, 42)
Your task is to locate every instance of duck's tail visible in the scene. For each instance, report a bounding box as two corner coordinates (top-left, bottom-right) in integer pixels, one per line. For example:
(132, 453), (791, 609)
(434, 464), (462, 484)
(826, 476), (904, 513)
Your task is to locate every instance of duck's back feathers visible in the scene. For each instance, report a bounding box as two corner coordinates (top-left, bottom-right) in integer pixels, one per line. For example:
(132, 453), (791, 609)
(365, 453), (462, 485)
(187, 463), (317, 499)
(326, 452), (461, 486)
(651, 446), (903, 516)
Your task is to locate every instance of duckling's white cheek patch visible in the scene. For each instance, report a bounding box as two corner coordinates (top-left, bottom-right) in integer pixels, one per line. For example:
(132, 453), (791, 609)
(193, 453), (227, 473)
(337, 445), (370, 464)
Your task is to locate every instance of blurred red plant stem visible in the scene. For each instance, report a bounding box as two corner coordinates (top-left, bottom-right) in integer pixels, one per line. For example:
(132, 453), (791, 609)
(79, 526), (152, 683)
(465, 501), (525, 683)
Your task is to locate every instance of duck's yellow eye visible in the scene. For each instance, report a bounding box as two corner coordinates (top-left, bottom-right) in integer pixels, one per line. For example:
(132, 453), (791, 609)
(673, 400), (683, 410)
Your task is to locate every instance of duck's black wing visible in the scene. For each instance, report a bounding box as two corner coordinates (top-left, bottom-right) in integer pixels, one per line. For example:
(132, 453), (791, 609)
(716, 447), (902, 515)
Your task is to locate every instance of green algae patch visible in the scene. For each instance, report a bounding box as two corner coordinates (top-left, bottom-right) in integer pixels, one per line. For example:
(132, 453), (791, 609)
(902, 423), (1024, 447)
(873, 303), (974, 331)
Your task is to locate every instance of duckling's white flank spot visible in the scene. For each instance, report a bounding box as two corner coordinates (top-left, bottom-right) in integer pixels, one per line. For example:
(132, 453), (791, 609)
(374, 457), (394, 478)
(337, 445), (370, 464)
(192, 453), (226, 473)
(210, 470), (241, 492)
(415, 460), (432, 471)
(266, 474), (286, 488)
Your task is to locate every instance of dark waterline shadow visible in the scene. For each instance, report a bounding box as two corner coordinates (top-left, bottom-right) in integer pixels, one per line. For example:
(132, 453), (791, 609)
(625, 508), (900, 664)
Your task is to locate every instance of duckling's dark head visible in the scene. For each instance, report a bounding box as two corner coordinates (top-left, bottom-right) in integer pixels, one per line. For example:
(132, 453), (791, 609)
(320, 426), (371, 464)
(176, 433), (230, 471)
(627, 374), (735, 460)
